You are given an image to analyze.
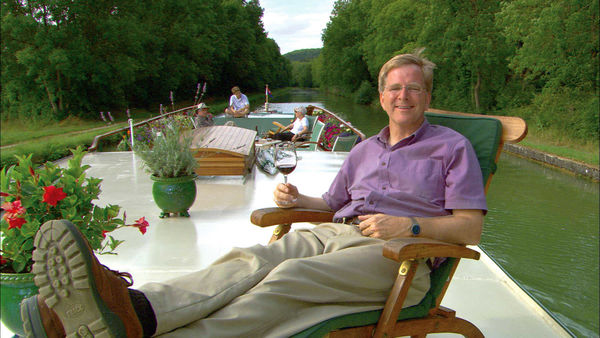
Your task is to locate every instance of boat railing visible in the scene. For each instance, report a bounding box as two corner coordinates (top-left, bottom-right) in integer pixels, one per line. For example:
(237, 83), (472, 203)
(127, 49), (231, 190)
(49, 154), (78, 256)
(307, 105), (366, 141)
(87, 105), (197, 151)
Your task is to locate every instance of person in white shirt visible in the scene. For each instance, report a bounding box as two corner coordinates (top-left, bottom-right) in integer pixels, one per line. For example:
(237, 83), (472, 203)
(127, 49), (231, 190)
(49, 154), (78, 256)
(273, 106), (310, 142)
(225, 86), (250, 117)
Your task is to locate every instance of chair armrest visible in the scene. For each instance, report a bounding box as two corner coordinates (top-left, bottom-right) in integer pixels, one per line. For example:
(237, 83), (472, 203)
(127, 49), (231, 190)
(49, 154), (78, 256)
(250, 208), (335, 227)
(383, 238), (480, 262)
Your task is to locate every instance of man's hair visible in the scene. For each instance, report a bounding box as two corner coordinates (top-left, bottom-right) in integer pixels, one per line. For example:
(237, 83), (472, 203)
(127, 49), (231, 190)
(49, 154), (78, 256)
(231, 86), (241, 93)
(378, 48), (436, 93)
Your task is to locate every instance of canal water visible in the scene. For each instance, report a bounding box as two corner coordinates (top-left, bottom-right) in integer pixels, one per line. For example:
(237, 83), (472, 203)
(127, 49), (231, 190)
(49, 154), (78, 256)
(268, 88), (599, 337)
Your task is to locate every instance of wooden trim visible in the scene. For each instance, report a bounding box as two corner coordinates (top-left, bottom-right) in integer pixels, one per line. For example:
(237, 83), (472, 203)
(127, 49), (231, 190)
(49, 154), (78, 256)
(427, 108), (528, 144)
(374, 260), (419, 338)
(269, 224), (292, 243)
(250, 208), (334, 227)
(382, 238), (480, 262)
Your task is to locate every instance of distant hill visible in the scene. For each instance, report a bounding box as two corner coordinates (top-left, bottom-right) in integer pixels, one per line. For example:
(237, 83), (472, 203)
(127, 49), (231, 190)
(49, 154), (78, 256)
(284, 48), (321, 62)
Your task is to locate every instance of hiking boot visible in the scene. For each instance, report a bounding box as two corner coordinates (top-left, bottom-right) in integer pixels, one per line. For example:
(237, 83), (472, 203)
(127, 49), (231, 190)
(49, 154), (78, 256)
(29, 219), (143, 337)
(21, 295), (65, 338)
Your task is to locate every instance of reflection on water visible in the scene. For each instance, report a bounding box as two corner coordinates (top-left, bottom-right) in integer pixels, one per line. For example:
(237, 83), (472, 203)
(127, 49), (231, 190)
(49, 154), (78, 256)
(272, 88), (600, 337)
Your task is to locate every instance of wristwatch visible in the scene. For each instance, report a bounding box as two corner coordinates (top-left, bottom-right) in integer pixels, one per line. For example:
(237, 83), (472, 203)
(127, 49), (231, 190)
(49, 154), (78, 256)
(409, 217), (421, 236)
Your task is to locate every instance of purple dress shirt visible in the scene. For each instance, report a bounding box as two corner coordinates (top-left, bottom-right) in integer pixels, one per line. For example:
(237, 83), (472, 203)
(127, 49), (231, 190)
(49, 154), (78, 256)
(323, 120), (487, 221)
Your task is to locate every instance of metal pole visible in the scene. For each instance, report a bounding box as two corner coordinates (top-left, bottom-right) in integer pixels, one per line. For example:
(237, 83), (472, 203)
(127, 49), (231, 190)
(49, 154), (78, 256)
(128, 118), (135, 148)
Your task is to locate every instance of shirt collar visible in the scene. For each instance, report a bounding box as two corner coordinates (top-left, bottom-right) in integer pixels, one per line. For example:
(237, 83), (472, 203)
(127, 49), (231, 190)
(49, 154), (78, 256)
(376, 120), (430, 148)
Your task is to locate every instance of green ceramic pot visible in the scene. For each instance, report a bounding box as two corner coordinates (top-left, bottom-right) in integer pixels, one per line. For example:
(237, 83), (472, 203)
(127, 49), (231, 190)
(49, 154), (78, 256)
(0, 272), (38, 336)
(150, 175), (197, 218)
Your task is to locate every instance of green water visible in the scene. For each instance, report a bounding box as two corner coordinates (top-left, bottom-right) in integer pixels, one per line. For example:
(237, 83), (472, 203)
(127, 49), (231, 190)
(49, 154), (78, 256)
(272, 88), (600, 337)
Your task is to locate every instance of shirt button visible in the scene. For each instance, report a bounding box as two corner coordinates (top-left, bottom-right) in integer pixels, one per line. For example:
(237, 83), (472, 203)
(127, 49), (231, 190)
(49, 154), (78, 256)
(381, 162), (386, 166)
(369, 201), (374, 205)
(382, 186), (386, 190)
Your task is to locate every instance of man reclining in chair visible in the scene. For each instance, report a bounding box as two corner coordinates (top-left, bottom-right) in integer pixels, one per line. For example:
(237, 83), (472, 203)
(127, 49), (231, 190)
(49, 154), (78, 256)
(22, 50), (486, 337)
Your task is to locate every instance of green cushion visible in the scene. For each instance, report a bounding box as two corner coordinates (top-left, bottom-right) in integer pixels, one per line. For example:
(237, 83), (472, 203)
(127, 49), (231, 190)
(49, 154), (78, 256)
(293, 113), (503, 337)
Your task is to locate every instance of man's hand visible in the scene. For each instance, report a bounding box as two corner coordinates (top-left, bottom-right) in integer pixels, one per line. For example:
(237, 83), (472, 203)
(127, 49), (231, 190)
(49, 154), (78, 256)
(357, 214), (408, 240)
(273, 183), (299, 208)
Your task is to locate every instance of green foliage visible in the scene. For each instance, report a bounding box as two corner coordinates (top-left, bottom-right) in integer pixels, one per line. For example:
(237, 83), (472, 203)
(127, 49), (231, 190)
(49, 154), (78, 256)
(312, 0), (598, 142)
(1, 0), (291, 120)
(0, 147), (147, 273)
(354, 80), (376, 104)
(291, 62), (314, 87)
(134, 118), (198, 178)
(284, 48), (321, 62)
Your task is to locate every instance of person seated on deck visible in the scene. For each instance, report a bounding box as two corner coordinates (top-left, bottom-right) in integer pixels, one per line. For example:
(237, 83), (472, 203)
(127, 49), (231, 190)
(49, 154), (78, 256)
(22, 50), (487, 338)
(224, 86), (250, 117)
(272, 106), (310, 142)
(192, 102), (214, 128)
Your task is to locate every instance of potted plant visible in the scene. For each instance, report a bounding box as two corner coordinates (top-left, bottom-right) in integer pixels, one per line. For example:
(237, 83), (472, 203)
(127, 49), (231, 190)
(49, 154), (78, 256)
(134, 117), (198, 218)
(0, 146), (148, 335)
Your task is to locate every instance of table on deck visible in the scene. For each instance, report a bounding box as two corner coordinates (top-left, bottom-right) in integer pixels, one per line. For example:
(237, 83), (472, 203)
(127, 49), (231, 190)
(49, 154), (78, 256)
(190, 126), (257, 176)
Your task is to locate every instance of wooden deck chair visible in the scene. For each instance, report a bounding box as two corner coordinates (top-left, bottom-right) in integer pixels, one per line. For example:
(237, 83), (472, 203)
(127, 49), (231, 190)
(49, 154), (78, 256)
(331, 134), (359, 152)
(296, 120), (327, 151)
(250, 109), (527, 337)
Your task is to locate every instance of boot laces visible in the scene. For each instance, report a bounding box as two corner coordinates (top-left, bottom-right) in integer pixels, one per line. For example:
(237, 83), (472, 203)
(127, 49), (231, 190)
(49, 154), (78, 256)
(103, 264), (134, 287)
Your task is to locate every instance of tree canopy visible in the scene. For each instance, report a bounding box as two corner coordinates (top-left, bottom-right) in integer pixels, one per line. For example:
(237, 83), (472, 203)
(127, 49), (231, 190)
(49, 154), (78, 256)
(1, 0), (292, 120)
(314, 0), (598, 141)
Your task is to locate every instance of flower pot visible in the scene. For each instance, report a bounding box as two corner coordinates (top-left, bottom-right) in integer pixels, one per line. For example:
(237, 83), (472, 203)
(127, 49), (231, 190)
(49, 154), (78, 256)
(0, 272), (38, 336)
(151, 175), (197, 218)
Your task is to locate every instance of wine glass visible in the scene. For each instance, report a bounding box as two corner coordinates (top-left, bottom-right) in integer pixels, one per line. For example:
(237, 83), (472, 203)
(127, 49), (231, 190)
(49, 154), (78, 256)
(274, 142), (297, 184)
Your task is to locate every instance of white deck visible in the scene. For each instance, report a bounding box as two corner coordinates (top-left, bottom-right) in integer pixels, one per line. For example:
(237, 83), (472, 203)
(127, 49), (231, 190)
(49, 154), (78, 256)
(2, 151), (569, 337)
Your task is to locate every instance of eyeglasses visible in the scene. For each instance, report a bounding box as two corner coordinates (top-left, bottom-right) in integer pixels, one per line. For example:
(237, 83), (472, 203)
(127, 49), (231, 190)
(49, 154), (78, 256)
(385, 84), (425, 94)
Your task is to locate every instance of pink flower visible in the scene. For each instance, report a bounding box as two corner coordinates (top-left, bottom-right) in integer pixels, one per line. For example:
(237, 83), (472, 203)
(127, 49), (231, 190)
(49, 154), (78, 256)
(133, 217), (149, 235)
(42, 186), (67, 207)
(1, 200), (25, 218)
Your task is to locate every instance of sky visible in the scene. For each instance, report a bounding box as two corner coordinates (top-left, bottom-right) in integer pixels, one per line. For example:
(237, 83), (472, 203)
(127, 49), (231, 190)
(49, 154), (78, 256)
(259, 0), (337, 55)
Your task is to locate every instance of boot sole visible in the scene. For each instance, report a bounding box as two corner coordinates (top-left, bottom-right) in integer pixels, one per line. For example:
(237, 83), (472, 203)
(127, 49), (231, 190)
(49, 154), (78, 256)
(21, 296), (48, 338)
(31, 220), (127, 338)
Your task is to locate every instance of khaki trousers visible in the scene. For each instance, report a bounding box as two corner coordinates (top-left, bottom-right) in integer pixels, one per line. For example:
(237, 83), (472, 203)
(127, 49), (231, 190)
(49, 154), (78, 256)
(141, 223), (430, 337)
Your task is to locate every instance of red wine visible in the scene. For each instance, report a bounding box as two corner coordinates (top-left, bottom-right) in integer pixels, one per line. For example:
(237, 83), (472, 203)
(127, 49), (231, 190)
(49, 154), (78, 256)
(277, 164), (296, 175)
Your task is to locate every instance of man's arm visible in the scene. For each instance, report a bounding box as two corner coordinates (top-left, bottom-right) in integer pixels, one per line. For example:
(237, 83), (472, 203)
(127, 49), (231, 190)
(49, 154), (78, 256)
(357, 209), (483, 245)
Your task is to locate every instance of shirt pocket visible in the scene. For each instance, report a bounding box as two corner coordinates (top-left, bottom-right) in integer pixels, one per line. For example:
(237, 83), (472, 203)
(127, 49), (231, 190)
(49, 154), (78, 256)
(388, 159), (444, 200)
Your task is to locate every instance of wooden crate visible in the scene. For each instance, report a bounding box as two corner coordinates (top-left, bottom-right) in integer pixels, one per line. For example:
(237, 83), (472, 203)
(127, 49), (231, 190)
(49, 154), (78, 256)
(190, 126), (256, 176)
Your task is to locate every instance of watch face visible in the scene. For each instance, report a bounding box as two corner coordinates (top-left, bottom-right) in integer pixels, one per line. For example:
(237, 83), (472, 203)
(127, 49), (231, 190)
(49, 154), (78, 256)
(411, 224), (421, 236)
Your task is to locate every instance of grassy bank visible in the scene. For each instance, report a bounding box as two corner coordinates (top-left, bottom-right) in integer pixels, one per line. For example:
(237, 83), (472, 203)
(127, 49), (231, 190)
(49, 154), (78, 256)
(521, 129), (598, 166)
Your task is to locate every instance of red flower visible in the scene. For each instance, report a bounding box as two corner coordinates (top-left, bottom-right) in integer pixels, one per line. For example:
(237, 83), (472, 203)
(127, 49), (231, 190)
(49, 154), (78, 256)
(101, 230), (109, 238)
(42, 186), (67, 207)
(132, 217), (149, 235)
(0, 255), (7, 265)
(7, 217), (26, 230)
